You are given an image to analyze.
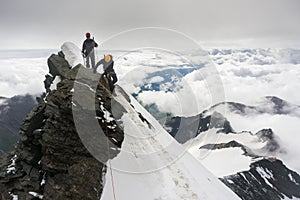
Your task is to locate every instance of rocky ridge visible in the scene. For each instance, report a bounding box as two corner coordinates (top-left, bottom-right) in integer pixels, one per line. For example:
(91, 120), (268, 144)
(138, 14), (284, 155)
(164, 111), (234, 143)
(0, 50), (124, 199)
(164, 100), (300, 200)
(221, 159), (300, 200)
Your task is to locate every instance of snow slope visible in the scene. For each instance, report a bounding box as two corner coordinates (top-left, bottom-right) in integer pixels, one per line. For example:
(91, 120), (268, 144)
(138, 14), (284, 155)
(100, 86), (240, 200)
(185, 129), (256, 177)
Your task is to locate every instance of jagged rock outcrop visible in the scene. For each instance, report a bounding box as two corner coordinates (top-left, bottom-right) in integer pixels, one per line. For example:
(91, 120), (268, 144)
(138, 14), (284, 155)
(0, 51), (124, 199)
(255, 128), (280, 152)
(199, 128), (281, 158)
(221, 159), (300, 200)
(47, 53), (71, 79)
(199, 140), (258, 158)
(209, 96), (300, 117)
(164, 111), (234, 143)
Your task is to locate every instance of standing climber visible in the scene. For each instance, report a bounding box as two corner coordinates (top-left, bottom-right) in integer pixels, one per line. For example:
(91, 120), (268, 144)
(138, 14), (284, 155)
(94, 54), (118, 92)
(82, 32), (98, 68)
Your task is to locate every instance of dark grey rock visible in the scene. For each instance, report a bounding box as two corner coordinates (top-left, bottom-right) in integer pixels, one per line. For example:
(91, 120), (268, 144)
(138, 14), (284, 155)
(221, 159), (300, 200)
(164, 111), (234, 143)
(0, 51), (124, 200)
(47, 54), (71, 79)
(200, 140), (257, 158)
(256, 129), (280, 152)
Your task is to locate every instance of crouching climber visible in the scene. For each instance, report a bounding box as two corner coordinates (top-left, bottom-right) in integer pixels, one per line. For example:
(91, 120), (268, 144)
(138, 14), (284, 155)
(94, 54), (118, 92)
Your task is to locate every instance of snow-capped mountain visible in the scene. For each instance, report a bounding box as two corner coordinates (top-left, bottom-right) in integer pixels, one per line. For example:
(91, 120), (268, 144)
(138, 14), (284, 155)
(164, 96), (300, 199)
(222, 159), (300, 200)
(209, 96), (300, 117)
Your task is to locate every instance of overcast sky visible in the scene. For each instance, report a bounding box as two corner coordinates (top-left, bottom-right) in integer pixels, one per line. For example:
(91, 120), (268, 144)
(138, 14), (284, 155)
(0, 0), (299, 49)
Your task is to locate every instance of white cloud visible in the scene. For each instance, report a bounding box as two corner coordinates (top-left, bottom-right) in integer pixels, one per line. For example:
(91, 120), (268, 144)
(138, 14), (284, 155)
(114, 48), (300, 118)
(138, 91), (182, 114)
(149, 76), (164, 83)
(1, 0), (300, 49)
(217, 63), (300, 105)
(225, 112), (300, 174)
(114, 48), (300, 176)
(0, 57), (48, 97)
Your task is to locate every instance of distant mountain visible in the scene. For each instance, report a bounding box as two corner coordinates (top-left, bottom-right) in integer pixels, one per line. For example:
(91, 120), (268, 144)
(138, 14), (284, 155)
(208, 96), (300, 117)
(163, 95), (300, 144)
(222, 159), (300, 200)
(0, 94), (37, 152)
(164, 96), (300, 200)
(164, 111), (234, 143)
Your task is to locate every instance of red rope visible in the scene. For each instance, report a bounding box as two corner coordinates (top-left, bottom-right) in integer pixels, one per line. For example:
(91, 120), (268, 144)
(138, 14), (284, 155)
(105, 115), (117, 200)
(108, 159), (117, 200)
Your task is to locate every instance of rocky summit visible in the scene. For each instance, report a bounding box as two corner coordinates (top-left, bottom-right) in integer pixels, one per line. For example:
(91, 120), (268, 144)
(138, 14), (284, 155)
(222, 159), (300, 200)
(0, 50), (124, 199)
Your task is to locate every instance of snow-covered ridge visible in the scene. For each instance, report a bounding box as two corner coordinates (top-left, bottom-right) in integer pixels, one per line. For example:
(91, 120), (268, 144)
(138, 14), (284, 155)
(165, 96), (300, 176)
(185, 128), (277, 177)
(101, 86), (240, 200)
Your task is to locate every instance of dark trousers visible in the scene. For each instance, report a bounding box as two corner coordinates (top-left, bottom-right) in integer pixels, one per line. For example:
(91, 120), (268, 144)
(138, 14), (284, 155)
(107, 72), (118, 92)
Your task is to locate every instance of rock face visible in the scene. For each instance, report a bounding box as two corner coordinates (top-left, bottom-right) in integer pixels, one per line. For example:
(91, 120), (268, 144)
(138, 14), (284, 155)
(0, 95), (37, 152)
(209, 97), (300, 116)
(222, 159), (300, 200)
(0, 51), (124, 199)
(255, 129), (280, 152)
(164, 111), (234, 143)
(165, 100), (300, 199)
